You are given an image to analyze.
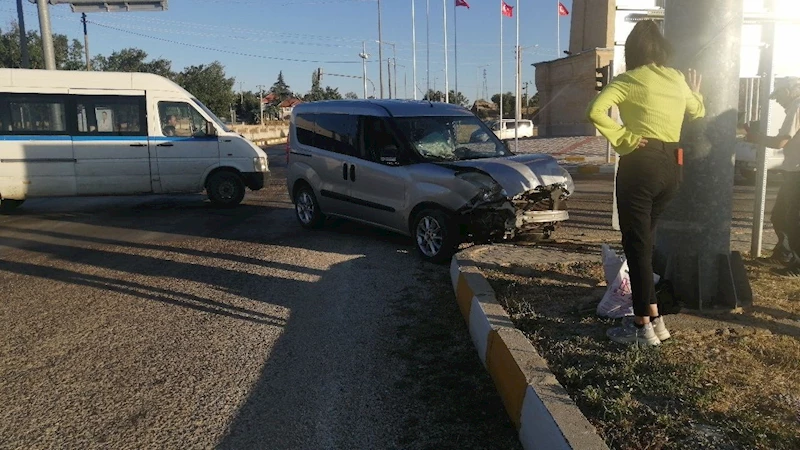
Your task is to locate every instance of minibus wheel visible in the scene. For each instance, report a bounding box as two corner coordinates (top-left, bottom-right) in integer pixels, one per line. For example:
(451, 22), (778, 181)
(207, 171), (245, 207)
(0, 199), (24, 213)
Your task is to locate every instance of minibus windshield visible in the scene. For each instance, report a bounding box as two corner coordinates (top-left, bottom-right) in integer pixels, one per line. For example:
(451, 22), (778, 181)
(192, 98), (232, 133)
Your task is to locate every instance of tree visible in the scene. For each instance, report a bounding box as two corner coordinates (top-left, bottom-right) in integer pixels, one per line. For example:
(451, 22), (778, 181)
(304, 69), (325, 102)
(175, 62), (235, 117)
(447, 90), (469, 107)
(344, 92), (359, 100)
(323, 86), (342, 100)
(91, 48), (174, 78)
(491, 92), (516, 118)
(234, 91), (261, 124)
(423, 89), (445, 102)
(1, 25), (84, 70)
(270, 71), (292, 101)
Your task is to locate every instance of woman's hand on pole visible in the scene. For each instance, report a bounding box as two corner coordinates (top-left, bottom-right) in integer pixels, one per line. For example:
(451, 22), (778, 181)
(686, 68), (702, 93)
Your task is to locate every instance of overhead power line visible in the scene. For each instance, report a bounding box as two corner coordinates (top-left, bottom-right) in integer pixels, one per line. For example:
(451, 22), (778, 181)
(88, 21), (367, 65)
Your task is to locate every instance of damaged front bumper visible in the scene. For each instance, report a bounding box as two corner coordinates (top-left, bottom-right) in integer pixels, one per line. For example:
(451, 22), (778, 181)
(457, 185), (570, 242)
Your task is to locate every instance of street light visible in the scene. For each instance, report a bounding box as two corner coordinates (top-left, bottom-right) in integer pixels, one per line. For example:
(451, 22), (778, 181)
(359, 42), (370, 99)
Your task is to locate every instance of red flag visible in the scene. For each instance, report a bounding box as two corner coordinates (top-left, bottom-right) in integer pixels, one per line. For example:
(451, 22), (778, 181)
(456, 0), (470, 8)
(501, 1), (513, 18)
(558, 2), (569, 16)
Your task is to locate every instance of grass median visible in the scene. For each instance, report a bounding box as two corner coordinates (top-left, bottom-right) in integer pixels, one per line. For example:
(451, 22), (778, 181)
(485, 258), (800, 450)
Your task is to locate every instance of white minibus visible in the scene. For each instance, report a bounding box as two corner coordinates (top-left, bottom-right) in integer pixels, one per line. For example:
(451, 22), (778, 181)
(0, 68), (269, 211)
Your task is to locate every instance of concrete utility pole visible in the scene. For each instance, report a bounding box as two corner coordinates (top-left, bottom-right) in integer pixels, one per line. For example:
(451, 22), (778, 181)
(256, 84), (265, 124)
(16, 0), (30, 68)
(81, 13), (91, 70)
(359, 42), (369, 99)
(657, 0), (744, 309)
(35, 0), (56, 70)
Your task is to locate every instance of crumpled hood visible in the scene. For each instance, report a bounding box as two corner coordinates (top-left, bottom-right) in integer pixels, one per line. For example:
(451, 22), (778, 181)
(444, 153), (571, 197)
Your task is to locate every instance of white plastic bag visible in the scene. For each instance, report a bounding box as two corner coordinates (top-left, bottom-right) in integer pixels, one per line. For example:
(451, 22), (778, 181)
(596, 245), (660, 319)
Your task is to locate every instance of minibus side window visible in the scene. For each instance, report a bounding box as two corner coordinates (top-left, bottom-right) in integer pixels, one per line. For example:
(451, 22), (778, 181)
(73, 96), (145, 136)
(3, 94), (66, 134)
(158, 101), (209, 138)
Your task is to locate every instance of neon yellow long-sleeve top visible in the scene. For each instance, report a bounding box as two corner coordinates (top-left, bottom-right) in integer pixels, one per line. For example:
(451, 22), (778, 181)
(586, 63), (706, 156)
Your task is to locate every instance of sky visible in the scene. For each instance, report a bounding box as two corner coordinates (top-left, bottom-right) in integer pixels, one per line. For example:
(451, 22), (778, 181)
(2, 0), (574, 102)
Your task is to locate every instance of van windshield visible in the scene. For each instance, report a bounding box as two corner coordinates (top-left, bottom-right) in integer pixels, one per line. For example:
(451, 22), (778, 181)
(393, 115), (510, 161)
(191, 98), (232, 133)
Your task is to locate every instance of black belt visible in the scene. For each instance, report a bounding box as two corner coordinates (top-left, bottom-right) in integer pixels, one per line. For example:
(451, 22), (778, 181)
(642, 138), (680, 151)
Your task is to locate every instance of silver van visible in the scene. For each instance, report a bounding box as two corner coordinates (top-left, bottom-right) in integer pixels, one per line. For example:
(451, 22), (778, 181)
(286, 100), (573, 263)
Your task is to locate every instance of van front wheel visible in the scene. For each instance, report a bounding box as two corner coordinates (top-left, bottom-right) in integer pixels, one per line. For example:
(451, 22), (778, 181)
(412, 209), (459, 264)
(207, 171), (245, 207)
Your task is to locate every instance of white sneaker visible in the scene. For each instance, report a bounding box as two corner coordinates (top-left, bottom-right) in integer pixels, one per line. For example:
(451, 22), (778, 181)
(607, 320), (661, 346)
(652, 316), (671, 341)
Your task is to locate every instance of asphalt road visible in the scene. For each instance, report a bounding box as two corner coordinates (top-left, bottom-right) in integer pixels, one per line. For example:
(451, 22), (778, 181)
(0, 147), (521, 450)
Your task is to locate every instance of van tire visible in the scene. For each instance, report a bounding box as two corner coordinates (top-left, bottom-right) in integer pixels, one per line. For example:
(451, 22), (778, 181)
(207, 171), (245, 207)
(0, 199), (24, 213)
(412, 208), (459, 264)
(294, 185), (324, 229)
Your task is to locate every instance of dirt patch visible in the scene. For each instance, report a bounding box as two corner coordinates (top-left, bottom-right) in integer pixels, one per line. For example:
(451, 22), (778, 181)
(485, 258), (800, 450)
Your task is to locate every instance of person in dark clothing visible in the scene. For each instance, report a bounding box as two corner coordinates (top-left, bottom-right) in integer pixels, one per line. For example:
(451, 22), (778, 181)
(746, 77), (800, 277)
(587, 20), (705, 346)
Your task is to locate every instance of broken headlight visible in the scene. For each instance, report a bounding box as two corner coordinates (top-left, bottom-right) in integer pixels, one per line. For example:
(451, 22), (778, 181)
(458, 172), (507, 203)
(558, 166), (575, 195)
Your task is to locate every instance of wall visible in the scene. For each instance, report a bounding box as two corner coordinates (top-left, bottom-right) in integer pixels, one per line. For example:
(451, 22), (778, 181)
(230, 121), (290, 146)
(534, 49), (616, 137)
(569, 0), (616, 54)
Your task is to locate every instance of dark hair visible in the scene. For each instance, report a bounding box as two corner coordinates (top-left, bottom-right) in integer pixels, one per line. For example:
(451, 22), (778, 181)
(624, 20), (672, 70)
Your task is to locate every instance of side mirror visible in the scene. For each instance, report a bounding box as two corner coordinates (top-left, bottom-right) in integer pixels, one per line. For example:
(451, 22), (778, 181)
(379, 145), (400, 164)
(205, 121), (217, 136)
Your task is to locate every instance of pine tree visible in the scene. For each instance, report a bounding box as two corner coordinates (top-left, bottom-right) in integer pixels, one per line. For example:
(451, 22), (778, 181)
(270, 71), (292, 101)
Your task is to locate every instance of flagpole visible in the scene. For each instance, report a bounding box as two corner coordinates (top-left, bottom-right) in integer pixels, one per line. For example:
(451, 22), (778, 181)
(412, 0), (418, 100)
(454, 0), (458, 105)
(500, 0), (503, 124)
(443, 0), (449, 103)
(514, 0), (519, 152)
(556, 0), (560, 57)
(426, 0), (431, 95)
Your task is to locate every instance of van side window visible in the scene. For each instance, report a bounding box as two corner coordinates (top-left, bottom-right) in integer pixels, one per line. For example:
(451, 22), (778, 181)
(361, 116), (402, 165)
(158, 102), (208, 138)
(314, 113), (358, 156)
(74, 96), (145, 135)
(295, 113), (315, 147)
(0, 94), (66, 134)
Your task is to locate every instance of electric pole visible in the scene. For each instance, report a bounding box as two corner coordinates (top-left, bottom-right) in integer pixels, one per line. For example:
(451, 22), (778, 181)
(81, 13), (91, 71)
(388, 59), (393, 99)
(16, 0), (29, 69)
(256, 84), (265, 124)
(359, 42), (369, 99)
(35, 0), (56, 70)
(656, 0), (745, 309)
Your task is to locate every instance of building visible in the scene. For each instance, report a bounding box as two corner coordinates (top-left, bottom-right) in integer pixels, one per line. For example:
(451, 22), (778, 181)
(279, 98), (302, 120)
(534, 0), (800, 137)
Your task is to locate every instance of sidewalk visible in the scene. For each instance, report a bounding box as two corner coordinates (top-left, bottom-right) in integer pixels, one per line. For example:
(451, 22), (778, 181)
(510, 136), (616, 174)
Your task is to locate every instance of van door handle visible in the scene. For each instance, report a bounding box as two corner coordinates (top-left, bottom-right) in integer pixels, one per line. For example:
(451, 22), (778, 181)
(342, 163), (348, 180)
(129, 143), (146, 147)
(156, 143), (174, 147)
(349, 165), (356, 182)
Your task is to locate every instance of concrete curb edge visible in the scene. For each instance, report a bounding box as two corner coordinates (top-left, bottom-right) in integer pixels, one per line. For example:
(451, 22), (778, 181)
(449, 248), (609, 450)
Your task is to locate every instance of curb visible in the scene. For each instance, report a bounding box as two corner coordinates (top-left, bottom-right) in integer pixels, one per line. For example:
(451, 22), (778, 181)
(450, 248), (609, 450)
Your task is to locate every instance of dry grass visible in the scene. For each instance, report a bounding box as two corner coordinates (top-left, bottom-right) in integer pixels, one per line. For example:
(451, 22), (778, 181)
(486, 258), (800, 450)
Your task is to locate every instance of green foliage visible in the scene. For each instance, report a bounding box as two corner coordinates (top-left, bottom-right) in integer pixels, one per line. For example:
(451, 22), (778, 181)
(175, 62), (235, 117)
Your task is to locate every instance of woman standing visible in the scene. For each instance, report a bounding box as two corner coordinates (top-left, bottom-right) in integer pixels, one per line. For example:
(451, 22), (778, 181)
(587, 20), (705, 346)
